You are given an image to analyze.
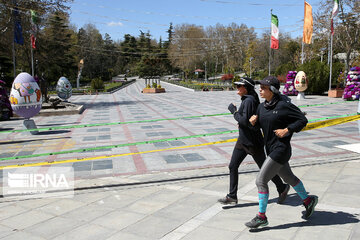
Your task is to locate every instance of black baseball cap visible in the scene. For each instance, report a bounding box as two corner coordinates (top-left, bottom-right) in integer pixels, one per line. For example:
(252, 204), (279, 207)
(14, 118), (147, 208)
(257, 76), (280, 90)
(234, 77), (255, 88)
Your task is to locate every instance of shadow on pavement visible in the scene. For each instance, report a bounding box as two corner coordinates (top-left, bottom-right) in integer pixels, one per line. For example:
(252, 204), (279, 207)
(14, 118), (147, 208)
(37, 122), (80, 126)
(0, 128), (14, 131)
(222, 193), (303, 210)
(80, 101), (138, 109)
(222, 202), (258, 209)
(35, 130), (71, 135)
(249, 211), (360, 232)
(0, 136), (71, 145)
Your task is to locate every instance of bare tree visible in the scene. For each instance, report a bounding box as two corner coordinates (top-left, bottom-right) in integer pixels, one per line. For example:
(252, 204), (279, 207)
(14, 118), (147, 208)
(314, 0), (360, 72)
(168, 24), (206, 78)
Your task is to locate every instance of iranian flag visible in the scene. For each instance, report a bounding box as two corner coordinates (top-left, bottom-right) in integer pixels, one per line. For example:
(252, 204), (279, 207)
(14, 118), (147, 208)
(331, 0), (339, 19)
(271, 14), (279, 49)
(30, 10), (38, 49)
(331, 0), (339, 35)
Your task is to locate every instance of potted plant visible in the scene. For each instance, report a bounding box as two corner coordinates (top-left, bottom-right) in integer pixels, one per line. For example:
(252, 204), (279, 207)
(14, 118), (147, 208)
(328, 72), (345, 98)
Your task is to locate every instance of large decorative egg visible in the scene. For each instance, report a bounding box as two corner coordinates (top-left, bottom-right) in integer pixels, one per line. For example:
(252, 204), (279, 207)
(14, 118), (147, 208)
(10, 72), (42, 119)
(56, 77), (72, 100)
(294, 71), (308, 92)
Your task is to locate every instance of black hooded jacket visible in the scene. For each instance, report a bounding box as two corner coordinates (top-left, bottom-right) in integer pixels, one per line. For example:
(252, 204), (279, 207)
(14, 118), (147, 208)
(255, 95), (308, 164)
(232, 95), (264, 153)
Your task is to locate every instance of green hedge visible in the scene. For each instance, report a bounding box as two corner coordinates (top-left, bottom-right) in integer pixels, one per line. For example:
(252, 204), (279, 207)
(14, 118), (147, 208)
(166, 80), (228, 91)
(297, 60), (344, 94)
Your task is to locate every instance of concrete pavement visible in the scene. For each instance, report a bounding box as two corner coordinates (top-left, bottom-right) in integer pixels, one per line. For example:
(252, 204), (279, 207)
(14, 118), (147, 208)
(0, 79), (359, 239)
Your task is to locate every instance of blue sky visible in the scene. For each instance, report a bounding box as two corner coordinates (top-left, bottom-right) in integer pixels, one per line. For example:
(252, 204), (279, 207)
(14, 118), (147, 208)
(69, 0), (323, 42)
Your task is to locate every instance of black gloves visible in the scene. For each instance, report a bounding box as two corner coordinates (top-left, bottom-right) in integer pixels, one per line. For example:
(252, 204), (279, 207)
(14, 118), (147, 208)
(228, 103), (237, 114)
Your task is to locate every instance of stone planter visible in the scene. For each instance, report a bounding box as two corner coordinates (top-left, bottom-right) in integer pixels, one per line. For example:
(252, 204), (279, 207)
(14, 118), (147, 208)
(142, 88), (165, 93)
(328, 89), (344, 98)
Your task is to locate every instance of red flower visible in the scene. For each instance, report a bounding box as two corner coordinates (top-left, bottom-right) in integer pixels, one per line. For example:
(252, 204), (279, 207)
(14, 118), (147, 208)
(221, 74), (234, 81)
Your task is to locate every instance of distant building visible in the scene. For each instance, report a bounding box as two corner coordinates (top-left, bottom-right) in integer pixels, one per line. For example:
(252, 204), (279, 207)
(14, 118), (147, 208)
(333, 51), (359, 63)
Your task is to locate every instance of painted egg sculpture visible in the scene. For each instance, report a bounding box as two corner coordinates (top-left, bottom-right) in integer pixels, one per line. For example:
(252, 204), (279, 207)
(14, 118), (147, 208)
(10, 72), (42, 119)
(56, 77), (72, 100)
(294, 71), (308, 92)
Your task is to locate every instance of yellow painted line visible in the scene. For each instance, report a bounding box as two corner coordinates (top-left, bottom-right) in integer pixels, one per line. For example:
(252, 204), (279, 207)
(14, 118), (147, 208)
(0, 139), (237, 170)
(1, 114), (359, 170)
(303, 114), (360, 131)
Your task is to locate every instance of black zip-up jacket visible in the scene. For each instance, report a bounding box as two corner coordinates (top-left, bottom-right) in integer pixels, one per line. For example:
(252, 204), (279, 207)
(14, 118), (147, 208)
(255, 96), (308, 164)
(232, 95), (264, 152)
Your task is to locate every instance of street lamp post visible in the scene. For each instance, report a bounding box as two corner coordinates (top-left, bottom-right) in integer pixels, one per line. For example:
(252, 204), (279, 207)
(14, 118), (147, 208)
(76, 59), (84, 89)
(249, 57), (253, 79)
(204, 61), (208, 83)
(320, 47), (326, 63)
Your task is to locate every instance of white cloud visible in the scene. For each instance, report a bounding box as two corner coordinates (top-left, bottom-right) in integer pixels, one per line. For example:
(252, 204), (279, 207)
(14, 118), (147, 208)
(107, 21), (124, 27)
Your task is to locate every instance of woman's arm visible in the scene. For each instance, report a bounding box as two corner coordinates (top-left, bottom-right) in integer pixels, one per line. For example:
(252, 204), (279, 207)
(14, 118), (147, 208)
(284, 102), (308, 133)
(232, 99), (257, 128)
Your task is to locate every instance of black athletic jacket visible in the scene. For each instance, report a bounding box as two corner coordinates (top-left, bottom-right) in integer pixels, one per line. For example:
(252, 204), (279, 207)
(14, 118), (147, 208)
(255, 95), (308, 164)
(232, 95), (264, 153)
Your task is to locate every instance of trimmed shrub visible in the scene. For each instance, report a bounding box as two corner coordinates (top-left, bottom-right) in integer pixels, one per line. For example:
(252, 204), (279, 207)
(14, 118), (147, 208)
(91, 78), (105, 90)
(298, 60), (328, 94)
(298, 60), (344, 94)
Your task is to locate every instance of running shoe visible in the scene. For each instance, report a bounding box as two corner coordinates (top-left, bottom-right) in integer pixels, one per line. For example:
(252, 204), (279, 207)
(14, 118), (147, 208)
(277, 184), (290, 204)
(303, 195), (318, 219)
(245, 215), (268, 229)
(218, 196), (238, 205)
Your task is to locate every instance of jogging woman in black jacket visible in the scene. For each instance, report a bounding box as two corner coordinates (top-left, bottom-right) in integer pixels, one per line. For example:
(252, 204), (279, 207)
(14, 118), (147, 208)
(218, 77), (289, 205)
(246, 76), (318, 229)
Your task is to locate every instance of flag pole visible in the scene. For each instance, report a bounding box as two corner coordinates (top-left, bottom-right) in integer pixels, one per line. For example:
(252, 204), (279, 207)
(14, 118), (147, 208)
(301, 42), (304, 64)
(12, 33), (16, 78)
(269, 9), (272, 76)
(31, 42), (34, 76)
(329, 30), (333, 90)
(329, 0), (339, 91)
(301, 0), (305, 64)
(12, 0), (16, 78)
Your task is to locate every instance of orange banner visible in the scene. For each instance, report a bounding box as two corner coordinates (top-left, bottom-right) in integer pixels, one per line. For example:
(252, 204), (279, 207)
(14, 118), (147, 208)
(303, 1), (313, 44)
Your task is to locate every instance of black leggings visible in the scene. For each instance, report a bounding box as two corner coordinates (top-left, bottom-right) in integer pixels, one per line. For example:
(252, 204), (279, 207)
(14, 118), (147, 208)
(256, 156), (299, 193)
(228, 147), (285, 199)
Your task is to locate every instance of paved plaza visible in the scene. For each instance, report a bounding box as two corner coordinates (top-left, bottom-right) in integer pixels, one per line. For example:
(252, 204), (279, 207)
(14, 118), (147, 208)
(0, 79), (360, 239)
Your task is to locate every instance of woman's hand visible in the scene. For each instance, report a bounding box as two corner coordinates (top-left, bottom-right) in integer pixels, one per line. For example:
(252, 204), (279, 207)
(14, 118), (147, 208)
(228, 103), (237, 114)
(274, 128), (290, 138)
(249, 115), (258, 126)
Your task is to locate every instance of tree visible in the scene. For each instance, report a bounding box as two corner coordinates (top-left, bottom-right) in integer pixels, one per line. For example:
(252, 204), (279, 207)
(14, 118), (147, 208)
(118, 34), (139, 73)
(243, 41), (256, 77)
(314, 0), (360, 72)
(168, 24), (206, 78)
(136, 53), (164, 78)
(77, 23), (105, 81)
(0, 0), (73, 79)
(39, 11), (77, 85)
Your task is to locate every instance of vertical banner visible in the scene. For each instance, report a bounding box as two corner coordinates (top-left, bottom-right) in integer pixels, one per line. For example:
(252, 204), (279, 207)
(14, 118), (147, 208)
(13, 1), (24, 45)
(303, 1), (313, 44)
(330, 0), (339, 35)
(30, 10), (38, 49)
(270, 13), (279, 49)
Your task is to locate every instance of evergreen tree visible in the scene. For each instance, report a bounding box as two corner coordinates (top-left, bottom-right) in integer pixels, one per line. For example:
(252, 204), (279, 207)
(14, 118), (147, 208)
(40, 11), (77, 86)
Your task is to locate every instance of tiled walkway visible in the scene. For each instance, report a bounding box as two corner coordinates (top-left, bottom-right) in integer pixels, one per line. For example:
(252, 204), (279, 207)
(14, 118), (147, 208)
(0, 79), (360, 239)
(1, 79), (360, 179)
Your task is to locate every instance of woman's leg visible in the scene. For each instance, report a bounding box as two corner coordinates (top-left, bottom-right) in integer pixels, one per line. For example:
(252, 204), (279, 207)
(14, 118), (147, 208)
(277, 163), (317, 208)
(255, 156), (284, 216)
(252, 148), (287, 195)
(228, 147), (247, 199)
(275, 162), (318, 218)
(245, 156), (282, 228)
